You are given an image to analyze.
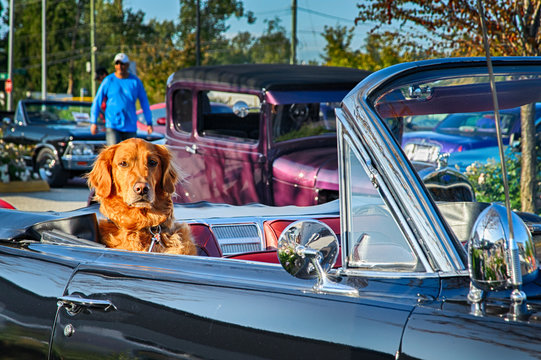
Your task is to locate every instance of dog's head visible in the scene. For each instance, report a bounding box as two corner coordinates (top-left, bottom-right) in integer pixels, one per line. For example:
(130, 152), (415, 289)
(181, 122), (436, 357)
(87, 138), (179, 208)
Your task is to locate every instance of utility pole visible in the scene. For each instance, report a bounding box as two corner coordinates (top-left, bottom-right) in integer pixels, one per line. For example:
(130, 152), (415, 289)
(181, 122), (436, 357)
(290, 0), (297, 65)
(7, 0), (14, 110)
(91, 0), (96, 96)
(41, 0), (47, 100)
(196, 0), (201, 66)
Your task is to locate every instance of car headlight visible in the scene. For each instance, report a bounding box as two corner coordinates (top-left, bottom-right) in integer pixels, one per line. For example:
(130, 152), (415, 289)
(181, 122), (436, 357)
(71, 143), (96, 156)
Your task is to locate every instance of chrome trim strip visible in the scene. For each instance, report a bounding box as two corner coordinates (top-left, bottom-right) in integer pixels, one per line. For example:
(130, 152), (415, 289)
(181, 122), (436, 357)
(335, 268), (442, 279)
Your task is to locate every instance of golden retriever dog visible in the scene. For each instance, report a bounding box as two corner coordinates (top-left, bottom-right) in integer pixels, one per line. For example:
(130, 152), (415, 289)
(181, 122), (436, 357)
(86, 138), (196, 255)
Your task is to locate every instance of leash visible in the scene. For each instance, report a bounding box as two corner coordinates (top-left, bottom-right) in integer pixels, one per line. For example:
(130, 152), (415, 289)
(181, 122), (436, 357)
(148, 224), (161, 252)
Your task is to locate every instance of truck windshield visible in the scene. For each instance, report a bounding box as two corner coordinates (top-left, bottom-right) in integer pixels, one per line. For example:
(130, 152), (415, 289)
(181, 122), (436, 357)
(24, 102), (91, 125)
(272, 102), (339, 142)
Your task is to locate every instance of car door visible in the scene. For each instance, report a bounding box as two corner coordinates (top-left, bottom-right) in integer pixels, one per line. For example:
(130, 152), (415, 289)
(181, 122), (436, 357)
(50, 249), (432, 359)
(0, 243), (102, 358)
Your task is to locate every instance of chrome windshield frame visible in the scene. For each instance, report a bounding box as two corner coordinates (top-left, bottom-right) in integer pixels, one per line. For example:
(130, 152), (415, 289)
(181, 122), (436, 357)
(338, 56), (541, 274)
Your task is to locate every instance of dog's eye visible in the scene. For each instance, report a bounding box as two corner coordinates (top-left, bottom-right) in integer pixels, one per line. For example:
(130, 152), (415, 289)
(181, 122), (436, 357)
(118, 161), (128, 167)
(148, 159), (158, 168)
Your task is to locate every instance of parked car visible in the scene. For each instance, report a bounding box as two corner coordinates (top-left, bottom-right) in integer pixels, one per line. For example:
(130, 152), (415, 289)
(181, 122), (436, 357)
(164, 64), (474, 206)
(404, 113), (448, 132)
(0, 57), (540, 358)
(402, 104), (541, 164)
(136, 102), (166, 133)
(1, 99), (164, 187)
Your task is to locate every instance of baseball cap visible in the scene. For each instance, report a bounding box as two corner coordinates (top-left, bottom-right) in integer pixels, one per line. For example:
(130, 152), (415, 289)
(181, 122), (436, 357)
(113, 53), (129, 64)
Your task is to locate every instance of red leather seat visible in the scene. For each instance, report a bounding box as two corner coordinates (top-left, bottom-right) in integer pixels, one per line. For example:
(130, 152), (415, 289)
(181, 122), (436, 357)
(263, 217), (340, 249)
(189, 223), (222, 257)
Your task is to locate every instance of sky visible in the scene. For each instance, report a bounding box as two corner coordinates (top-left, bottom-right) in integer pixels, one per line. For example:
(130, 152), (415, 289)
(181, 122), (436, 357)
(123, 0), (372, 63)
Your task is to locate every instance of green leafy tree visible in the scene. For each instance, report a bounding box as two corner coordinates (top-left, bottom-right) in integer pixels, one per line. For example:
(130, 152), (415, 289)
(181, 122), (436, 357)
(356, 0), (541, 212)
(321, 25), (421, 70)
(213, 31), (254, 64)
(178, 0), (255, 66)
(321, 25), (362, 68)
(249, 17), (290, 63)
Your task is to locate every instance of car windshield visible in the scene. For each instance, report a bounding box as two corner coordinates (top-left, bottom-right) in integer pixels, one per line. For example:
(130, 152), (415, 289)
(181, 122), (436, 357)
(272, 102), (339, 142)
(24, 102), (91, 125)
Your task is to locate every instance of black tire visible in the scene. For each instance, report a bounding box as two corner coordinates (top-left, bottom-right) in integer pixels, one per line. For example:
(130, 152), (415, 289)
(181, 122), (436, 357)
(36, 148), (68, 187)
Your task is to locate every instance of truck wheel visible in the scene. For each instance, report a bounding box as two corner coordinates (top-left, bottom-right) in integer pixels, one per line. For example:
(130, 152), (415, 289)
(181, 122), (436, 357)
(36, 148), (67, 187)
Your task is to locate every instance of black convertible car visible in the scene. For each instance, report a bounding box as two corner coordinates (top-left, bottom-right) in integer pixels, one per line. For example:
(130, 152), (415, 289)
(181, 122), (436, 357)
(1, 58), (541, 359)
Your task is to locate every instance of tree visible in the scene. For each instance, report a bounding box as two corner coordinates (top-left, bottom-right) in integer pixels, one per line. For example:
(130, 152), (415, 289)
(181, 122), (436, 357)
(321, 26), (422, 70)
(178, 0), (255, 66)
(321, 25), (362, 68)
(356, 0), (541, 212)
(249, 17), (290, 64)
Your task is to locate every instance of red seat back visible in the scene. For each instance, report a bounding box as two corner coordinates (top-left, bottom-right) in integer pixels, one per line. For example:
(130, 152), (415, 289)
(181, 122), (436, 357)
(189, 223), (222, 257)
(263, 217), (340, 249)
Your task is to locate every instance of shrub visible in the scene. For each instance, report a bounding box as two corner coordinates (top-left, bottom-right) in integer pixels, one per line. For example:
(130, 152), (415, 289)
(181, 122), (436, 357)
(463, 148), (528, 212)
(0, 128), (36, 183)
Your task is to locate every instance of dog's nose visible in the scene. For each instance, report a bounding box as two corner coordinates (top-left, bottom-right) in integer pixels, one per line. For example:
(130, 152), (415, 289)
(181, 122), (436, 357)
(133, 182), (149, 196)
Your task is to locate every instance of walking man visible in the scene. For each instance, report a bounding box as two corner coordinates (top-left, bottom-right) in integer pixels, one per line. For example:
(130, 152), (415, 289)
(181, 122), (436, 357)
(90, 53), (153, 145)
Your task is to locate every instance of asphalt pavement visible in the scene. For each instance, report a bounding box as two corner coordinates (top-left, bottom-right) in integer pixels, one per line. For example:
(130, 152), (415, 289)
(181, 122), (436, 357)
(0, 177), (90, 212)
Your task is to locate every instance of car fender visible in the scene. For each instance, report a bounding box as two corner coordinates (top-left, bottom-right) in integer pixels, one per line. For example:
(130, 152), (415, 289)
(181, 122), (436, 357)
(272, 147), (338, 206)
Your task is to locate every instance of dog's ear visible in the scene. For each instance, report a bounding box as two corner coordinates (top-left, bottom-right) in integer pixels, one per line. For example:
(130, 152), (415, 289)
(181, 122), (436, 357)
(86, 144), (117, 198)
(156, 144), (178, 194)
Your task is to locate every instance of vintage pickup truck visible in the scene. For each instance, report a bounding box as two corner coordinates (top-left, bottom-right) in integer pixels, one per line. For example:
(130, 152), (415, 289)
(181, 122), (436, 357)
(164, 64), (474, 206)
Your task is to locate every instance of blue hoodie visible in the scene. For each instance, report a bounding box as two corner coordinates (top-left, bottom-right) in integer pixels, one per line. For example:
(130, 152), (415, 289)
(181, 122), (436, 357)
(91, 73), (152, 132)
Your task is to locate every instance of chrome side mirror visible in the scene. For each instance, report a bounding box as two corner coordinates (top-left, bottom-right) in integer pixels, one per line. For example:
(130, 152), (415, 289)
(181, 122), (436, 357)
(232, 101), (249, 118)
(468, 204), (539, 292)
(277, 220), (357, 296)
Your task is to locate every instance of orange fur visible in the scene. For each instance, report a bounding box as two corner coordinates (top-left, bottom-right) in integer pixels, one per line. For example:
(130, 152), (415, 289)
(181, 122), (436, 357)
(86, 138), (196, 255)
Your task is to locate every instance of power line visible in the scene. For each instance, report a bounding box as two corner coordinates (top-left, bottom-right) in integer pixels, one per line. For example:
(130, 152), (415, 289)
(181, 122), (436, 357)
(297, 6), (353, 24)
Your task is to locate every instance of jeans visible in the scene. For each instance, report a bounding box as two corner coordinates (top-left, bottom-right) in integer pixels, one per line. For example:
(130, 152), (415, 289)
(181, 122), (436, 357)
(106, 128), (137, 146)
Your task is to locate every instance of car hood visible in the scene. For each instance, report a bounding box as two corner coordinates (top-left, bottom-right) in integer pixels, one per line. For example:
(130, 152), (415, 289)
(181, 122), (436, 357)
(402, 131), (501, 152)
(272, 147), (338, 190)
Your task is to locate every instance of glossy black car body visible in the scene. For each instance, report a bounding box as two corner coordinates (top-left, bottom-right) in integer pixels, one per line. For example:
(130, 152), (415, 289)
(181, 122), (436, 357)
(1, 58), (541, 359)
(1, 99), (163, 187)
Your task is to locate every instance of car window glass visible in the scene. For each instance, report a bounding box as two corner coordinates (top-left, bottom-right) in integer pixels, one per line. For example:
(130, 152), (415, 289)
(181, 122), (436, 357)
(272, 102), (339, 142)
(172, 89), (192, 133)
(197, 90), (260, 142)
(343, 139), (420, 272)
(14, 103), (24, 125)
(23, 103), (91, 125)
